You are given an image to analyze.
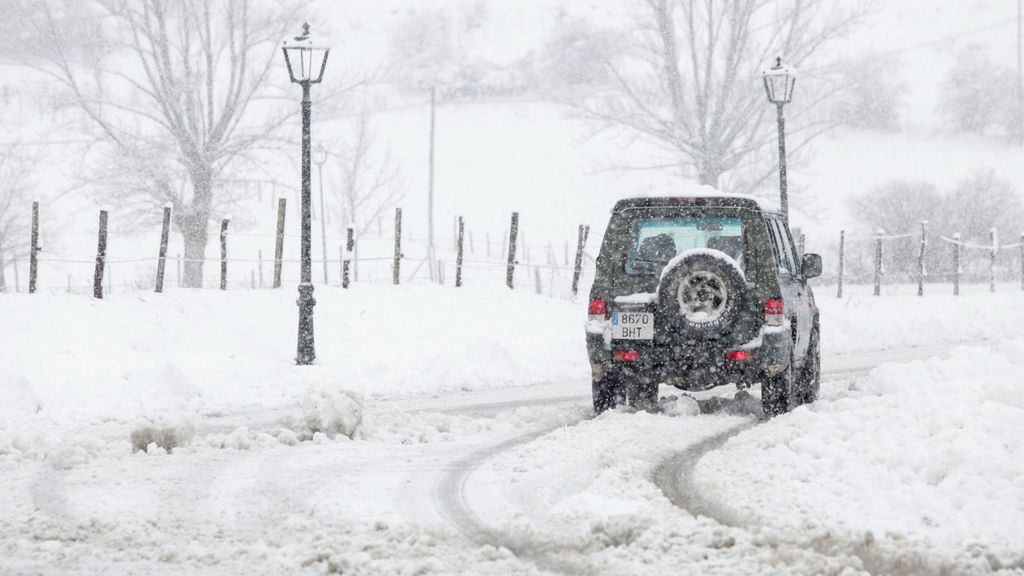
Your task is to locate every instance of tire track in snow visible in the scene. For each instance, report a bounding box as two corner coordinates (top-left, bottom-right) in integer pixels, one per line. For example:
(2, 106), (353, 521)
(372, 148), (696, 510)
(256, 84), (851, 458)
(652, 370), (1001, 575)
(432, 343), (987, 574)
(435, 417), (598, 574)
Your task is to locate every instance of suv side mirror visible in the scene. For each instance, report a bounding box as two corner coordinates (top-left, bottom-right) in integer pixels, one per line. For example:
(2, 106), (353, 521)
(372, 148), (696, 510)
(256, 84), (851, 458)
(802, 253), (822, 279)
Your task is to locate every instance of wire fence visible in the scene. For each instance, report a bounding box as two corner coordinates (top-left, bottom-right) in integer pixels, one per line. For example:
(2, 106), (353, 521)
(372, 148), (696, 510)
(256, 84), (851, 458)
(0, 203), (597, 300)
(806, 223), (1024, 297)
(4, 202), (1022, 301)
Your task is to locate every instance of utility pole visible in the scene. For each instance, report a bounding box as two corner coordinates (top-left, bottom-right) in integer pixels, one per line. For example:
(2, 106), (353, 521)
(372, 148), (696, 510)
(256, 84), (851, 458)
(428, 86), (437, 281)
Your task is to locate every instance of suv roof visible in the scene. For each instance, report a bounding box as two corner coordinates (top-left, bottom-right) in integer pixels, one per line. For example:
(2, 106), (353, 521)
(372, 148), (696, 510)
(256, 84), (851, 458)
(613, 185), (781, 216)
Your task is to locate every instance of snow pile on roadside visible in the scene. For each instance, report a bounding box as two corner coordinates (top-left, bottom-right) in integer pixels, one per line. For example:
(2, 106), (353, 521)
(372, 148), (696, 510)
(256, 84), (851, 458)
(129, 411), (196, 453)
(302, 384), (364, 440)
(696, 338), (1024, 569)
(0, 286), (586, 444)
(3, 286), (1024, 451)
(818, 290), (1024, 354)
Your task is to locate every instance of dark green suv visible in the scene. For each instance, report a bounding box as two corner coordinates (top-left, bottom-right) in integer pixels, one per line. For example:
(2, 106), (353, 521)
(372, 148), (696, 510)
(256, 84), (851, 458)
(586, 190), (822, 417)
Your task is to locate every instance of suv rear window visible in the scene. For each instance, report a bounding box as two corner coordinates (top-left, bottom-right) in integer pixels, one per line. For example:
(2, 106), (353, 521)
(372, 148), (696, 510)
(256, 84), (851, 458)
(626, 216), (744, 275)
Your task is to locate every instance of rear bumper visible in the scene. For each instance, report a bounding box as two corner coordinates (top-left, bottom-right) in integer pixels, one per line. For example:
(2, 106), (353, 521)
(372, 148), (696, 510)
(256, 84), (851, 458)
(587, 327), (790, 391)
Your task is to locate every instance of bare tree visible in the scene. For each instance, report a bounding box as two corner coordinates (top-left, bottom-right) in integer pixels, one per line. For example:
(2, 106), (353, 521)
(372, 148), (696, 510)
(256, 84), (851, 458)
(571, 0), (872, 193)
(22, 0), (311, 287)
(332, 114), (403, 273)
(0, 144), (35, 288)
(937, 45), (1014, 136)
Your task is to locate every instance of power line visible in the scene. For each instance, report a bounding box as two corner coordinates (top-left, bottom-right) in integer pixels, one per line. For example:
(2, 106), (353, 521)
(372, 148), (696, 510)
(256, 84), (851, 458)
(864, 17), (1017, 60)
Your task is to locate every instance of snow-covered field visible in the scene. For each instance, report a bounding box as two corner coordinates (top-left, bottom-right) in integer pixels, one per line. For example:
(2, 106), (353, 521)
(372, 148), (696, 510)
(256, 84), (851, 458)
(2, 287), (1023, 574)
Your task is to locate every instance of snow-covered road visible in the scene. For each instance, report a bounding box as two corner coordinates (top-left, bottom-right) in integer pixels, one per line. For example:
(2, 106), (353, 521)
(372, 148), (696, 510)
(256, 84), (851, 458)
(427, 345), (1009, 576)
(4, 343), (1017, 575)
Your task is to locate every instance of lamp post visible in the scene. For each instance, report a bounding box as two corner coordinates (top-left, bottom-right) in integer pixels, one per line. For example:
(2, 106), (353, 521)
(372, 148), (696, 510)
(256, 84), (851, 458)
(762, 57), (797, 222)
(282, 23), (330, 365)
(314, 145), (329, 284)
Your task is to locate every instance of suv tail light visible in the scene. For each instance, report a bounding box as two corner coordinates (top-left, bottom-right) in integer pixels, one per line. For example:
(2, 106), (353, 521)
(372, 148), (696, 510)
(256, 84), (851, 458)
(764, 298), (784, 327)
(613, 349), (639, 362)
(727, 350), (752, 362)
(588, 298), (607, 319)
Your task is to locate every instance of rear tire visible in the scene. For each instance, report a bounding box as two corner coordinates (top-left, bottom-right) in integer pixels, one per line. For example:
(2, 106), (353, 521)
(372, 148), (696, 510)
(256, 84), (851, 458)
(795, 329), (820, 406)
(593, 373), (625, 414)
(761, 349), (794, 418)
(627, 380), (659, 412)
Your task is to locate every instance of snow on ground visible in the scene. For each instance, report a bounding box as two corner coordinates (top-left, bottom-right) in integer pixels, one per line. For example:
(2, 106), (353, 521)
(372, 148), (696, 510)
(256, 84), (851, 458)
(1, 285), (1022, 450)
(2, 286), (1023, 573)
(817, 288), (1024, 354)
(463, 405), (917, 575)
(696, 340), (1024, 572)
(0, 403), (585, 575)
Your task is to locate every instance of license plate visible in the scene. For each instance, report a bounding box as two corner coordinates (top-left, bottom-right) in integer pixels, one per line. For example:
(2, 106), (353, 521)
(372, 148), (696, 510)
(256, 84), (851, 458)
(611, 311), (654, 340)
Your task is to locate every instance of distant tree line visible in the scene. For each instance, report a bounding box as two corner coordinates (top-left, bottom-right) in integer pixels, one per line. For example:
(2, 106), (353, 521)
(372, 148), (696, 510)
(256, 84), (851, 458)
(848, 170), (1024, 277)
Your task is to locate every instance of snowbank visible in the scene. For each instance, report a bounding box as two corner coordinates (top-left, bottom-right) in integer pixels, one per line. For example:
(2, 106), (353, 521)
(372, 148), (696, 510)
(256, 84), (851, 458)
(696, 338), (1024, 569)
(2, 286), (1023, 447)
(819, 289), (1024, 354)
(0, 286), (587, 453)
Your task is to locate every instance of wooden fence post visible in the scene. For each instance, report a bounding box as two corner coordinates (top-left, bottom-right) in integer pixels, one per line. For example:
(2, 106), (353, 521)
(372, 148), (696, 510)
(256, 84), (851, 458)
(571, 224), (588, 298)
(456, 216), (465, 287)
(219, 218), (229, 290)
(273, 198), (286, 289)
(836, 229), (844, 298)
(93, 209), (108, 299)
(534, 266), (542, 295)
(953, 233), (961, 296)
(873, 231), (882, 297)
(29, 201), (39, 294)
(917, 220), (927, 297)
(393, 208), (402, 285)
(990, 228), (997, 293)
(343, 227), (354, 289)
(506, 212), (519, 289)
(155, 204), (171, 293)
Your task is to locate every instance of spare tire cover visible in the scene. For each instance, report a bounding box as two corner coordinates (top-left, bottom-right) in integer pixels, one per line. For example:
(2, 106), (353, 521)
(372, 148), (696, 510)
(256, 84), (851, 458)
(656, 249), (748, 340)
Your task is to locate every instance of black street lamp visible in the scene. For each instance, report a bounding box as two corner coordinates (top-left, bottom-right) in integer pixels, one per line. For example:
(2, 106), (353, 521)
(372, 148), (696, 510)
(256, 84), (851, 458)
(762, 57), (797, 221)
(282, 23), (330, 365)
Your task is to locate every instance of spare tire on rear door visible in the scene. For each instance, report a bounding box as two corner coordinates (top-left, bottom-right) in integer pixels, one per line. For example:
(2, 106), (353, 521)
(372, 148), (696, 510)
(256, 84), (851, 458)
(656, 249), (748, 340)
